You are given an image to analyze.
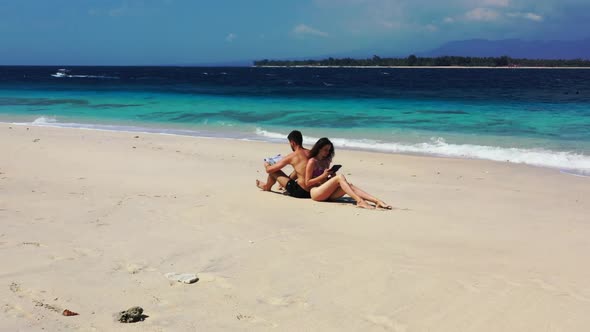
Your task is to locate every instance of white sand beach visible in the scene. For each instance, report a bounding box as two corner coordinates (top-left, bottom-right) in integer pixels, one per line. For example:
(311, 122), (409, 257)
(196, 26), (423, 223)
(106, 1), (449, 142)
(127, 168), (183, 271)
(1, 123), (589, 331)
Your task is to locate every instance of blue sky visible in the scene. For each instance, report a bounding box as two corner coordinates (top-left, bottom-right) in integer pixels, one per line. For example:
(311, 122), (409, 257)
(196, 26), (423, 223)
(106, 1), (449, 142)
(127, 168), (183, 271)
(1, 0), (589, 65)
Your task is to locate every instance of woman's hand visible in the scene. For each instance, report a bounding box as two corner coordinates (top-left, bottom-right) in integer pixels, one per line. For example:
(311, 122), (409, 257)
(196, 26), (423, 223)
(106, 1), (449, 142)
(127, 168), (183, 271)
(322, 168), (331, 179)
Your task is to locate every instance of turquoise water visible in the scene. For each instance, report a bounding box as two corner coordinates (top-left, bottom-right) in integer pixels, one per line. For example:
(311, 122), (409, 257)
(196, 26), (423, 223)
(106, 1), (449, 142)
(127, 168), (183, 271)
(1, 66), (589, 174)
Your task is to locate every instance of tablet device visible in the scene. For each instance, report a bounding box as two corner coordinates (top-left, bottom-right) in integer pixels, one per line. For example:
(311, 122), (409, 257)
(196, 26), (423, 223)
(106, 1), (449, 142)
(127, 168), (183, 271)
(329, 164), (342, 173)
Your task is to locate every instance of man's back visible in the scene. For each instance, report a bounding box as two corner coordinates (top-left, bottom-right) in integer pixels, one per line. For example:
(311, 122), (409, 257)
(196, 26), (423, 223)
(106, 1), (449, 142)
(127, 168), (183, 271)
(290, 148), (310, 188)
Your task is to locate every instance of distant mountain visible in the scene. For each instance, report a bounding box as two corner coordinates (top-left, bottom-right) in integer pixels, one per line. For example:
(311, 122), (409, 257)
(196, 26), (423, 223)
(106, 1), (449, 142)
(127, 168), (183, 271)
(419, 38), (590, 60)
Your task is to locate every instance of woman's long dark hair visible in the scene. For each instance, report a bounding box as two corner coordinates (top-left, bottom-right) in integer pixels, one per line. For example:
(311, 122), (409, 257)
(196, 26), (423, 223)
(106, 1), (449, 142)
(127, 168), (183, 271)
(309, 137), (335, 161)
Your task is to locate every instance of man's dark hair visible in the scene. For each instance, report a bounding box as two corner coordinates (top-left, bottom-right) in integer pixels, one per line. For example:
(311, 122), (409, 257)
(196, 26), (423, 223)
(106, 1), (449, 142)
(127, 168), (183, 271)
(287, 130), (303, 146)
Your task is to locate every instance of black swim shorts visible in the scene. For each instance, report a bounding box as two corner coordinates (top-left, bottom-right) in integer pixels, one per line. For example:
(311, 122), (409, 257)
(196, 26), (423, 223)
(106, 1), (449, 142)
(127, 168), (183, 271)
(285, 179), (311, 199)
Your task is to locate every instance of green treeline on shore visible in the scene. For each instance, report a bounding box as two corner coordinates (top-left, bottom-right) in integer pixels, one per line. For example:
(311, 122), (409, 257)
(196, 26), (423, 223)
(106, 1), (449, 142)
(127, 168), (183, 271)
(253, 55), (590, 67)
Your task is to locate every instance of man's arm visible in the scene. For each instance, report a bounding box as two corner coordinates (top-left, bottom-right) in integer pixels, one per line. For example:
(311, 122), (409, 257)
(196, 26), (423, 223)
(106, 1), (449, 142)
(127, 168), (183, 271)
(265, 152), (293, 174)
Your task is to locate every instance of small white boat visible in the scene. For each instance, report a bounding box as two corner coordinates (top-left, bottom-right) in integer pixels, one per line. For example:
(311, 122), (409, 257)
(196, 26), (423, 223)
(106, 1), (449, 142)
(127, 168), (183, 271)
(51, 69), (70, 78)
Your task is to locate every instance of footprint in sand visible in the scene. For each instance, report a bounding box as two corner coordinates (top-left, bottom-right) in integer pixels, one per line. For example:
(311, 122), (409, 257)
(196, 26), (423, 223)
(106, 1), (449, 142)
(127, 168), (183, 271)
(365, 315), (407, 332)
(197, 273), (233, 289)
(264, 296), (292, 307)
(9, 282), (44, 301)
(19, 242), (43, 247)
(492, 274), (523, 287)
(236, 313), (278, 328)
(49, 254), (74, 262)
(151, 295), (172, 307)
(569, 292), (590, 303)
(530, 278), (558, 292)
(72, 247), (102, 259)
(261, 295), (310, 309)
(92, 218), (110, 227)
(109, 262), (153, 275)
(125, 262), (154, 275)
(3, 303), (31, 319)
(9, 282), (22, 294)
(7, 282), (63, 318)
(32, 300), (61, 313)
(456, 279), (482, 293)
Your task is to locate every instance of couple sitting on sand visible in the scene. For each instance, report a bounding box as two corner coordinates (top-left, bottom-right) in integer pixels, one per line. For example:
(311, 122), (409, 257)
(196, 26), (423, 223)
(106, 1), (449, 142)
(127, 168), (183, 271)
(256, 130), (392, 210)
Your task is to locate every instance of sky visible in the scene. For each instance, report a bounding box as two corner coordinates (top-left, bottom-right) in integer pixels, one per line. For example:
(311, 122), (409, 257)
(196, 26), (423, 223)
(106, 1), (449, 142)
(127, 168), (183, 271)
(1, 0), (589, 65)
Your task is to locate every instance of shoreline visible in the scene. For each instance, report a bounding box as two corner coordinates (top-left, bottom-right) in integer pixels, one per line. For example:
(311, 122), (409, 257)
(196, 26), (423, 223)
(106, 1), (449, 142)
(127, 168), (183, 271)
(2, 123), (589, 331)
(3, 120), (590, 177)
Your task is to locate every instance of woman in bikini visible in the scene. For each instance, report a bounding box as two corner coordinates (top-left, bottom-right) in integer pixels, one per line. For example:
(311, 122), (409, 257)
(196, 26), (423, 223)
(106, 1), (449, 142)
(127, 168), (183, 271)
(304, 137), (392, 210)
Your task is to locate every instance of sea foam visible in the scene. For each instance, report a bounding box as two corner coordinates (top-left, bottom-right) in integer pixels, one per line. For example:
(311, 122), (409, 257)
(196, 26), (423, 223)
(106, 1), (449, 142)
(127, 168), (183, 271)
(17, 117), (202, 135)
(256, 128), (590, 176)
(52, 74), (119, 79)
(9, 117), (590, 176)
(32, 116), (57, 124)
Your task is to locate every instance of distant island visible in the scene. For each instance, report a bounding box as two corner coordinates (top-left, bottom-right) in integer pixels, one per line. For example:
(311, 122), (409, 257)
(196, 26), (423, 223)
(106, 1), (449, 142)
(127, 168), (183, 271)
(254, 55), (590, 68)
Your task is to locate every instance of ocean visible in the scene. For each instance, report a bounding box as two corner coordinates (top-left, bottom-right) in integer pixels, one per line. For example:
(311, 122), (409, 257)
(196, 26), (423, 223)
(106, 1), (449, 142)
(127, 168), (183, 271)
(1, 66), (589, 175)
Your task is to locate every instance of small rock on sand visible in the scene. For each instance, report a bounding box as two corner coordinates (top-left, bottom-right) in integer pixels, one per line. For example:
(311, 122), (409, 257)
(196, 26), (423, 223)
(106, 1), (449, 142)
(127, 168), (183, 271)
(116, 306), (145, 323)
(62, 309), (79, 316)
(165, 272), (199, 284)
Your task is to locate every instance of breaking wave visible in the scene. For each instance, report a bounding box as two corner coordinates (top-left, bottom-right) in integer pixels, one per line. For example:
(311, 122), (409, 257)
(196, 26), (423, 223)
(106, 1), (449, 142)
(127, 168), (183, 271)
(7, 118), (590, 176)
(255, 128), (590, 176)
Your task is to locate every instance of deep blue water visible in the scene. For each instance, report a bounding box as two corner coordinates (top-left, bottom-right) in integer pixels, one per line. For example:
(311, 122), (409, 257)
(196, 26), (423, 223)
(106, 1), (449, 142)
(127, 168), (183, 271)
(1, 66), (589, 174)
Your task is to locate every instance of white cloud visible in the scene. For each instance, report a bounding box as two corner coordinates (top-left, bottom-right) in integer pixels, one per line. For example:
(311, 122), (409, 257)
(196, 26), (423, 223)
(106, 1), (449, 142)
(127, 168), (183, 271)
(108, 1), (132, 17)
(465, 8), (500, 21)
(379, 20), (394, 28)
(377, 19), (402, 29)
(293, 24), (329, 38)
(524, 12), (543, 21)
(443, 17), (455, 23)
(507, 12), (543, 21)
(109, 6), (128, 17)
(88, 9), (102, 16)
(88, 1), (174, 18)
(225, 33), (237, 42)
(87, 4), (129, 17)
(423, 24), (438, 32)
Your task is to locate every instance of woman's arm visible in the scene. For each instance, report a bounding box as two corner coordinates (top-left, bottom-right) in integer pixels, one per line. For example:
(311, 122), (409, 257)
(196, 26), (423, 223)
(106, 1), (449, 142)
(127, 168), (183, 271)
(304, 158), (330, 188)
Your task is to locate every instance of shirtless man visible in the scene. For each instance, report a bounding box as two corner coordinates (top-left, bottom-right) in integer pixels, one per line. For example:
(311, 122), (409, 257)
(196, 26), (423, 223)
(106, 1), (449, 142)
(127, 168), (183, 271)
(256, 130), (311, 198)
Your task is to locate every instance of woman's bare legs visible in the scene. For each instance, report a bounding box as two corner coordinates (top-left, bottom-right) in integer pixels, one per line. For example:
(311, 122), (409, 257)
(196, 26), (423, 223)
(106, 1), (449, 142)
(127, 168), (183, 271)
(324, 180), (392, 209)
(349, 183), (392, 209)
(328, 187), (346, 200)
(310, 174), (373, 209)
